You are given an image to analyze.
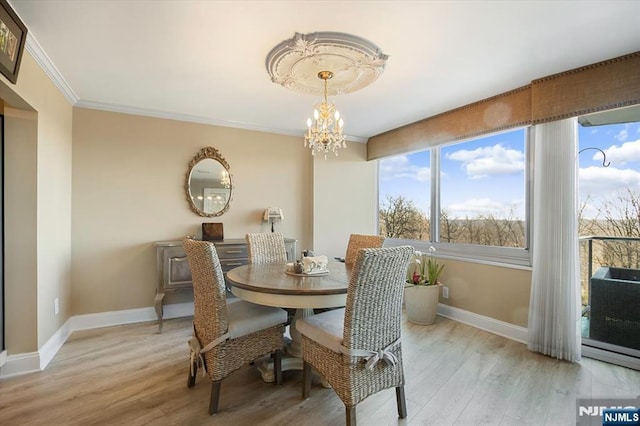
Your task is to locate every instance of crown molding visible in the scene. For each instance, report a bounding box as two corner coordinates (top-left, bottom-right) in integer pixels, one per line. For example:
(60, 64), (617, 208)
(75, 99), (369, 143)
(25, 33), (78, 105)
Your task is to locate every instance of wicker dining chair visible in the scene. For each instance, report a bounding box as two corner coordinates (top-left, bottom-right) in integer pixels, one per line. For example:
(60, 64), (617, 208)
(344, 234), (384, 265)
(246, 232), (295, 321)
(246, 232), (288, 264)
(183, 238), (287, 415)
(297, 245), (414, 426)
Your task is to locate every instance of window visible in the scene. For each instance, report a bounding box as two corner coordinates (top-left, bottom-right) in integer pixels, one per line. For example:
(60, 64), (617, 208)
(576, 108), (640, 364)
(378, 151), (431, 240)
(578, 119), (640, 231)
(440, 129), (527, 248)
(379, 127), (530, 266)
(577, 116), (640, 308)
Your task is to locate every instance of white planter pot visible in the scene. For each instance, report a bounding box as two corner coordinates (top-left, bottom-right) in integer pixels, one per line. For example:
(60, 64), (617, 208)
(404, 284), (441, 325)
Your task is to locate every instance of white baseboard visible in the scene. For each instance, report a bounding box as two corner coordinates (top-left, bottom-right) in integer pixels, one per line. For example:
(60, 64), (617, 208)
(2, 302), (526, 379)
(39, 318), (73, 370)
(582, 346), (640, 371)
(70, 306), (158, 331)
(0, 302), (194, 379)
(437, 303), (528, 344)
(163, 302), (195, 320)
(70, 302), (194, 331)
(0, 351), (41, 379)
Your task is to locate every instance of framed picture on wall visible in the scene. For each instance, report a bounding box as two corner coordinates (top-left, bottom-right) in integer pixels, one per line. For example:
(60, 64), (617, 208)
(0, 0), (27, 84)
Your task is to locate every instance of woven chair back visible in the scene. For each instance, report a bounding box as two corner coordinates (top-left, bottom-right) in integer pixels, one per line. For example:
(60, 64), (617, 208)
(183, 238), (228, 347)
(246, 232), (287, 264)
(343, 246), (414, 352)
(344, 234), (384, 265)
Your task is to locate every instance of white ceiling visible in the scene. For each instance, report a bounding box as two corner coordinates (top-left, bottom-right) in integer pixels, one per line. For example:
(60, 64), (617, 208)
(8, 1), (640, 142)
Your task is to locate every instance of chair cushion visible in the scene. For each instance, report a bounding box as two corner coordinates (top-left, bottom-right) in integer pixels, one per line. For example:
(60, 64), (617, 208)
(296, 308), (345, 354)
(226, 300), (287, 339)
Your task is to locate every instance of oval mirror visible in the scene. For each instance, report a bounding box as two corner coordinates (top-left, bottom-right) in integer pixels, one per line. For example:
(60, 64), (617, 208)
(185, 147), (233, 217)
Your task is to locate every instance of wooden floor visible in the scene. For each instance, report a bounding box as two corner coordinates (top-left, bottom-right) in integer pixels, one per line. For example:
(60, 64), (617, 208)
(1, 315), (638, 426)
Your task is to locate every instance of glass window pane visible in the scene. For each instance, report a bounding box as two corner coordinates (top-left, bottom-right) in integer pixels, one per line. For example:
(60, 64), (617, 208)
(378, 151), (430, 240)
(578, 119), (640, 348)
(578, 121), (640, 236)
(439, 129), (526, 248)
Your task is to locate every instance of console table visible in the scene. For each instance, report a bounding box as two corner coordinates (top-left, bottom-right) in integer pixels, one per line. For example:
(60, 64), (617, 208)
(154, 238), (297, 332)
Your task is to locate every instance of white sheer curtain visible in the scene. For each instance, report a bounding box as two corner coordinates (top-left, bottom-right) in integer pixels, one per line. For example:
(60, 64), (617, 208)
(527, 118), (582, 362)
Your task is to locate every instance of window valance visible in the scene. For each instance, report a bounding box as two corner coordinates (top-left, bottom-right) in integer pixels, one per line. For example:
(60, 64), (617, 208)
(367, 51), (640, 161)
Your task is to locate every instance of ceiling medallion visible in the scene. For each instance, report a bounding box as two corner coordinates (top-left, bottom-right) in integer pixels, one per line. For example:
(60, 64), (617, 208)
(265, 32), (389, 96)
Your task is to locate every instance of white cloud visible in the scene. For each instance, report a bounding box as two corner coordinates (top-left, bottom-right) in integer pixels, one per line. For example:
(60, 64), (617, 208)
(579, 166), (640, 197)
(600, 139), (640, 165)
(445, 198), (523, 219)
(379, 155), (430, 182)
(615, 129), (629, 142)
(446, 144), (524, 178)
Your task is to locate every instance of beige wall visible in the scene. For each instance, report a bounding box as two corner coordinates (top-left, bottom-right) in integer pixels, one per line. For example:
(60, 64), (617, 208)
(312, 144), (378, 258)
(72, 108), (318, 314)
(4, 108), (38, 353)
(438, 259), (531, 327)
(384, 237), (533, 327)
(34, 86), (73, 349)
(2, 50), (74, 353)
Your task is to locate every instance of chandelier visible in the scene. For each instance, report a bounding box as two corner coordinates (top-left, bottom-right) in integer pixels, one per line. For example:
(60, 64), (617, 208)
(304, 71), (346, 157)
(265, 32), (388, 159)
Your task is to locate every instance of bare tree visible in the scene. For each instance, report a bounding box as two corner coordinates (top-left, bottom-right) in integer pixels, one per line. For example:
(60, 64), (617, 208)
(459, 215), (483, 244)
(506, 218), (525, 248)
(483, 206), (525, 248)
(578, 195), (596, 236)
(485, 213), (510, 246)
(440, 210), (460, 243)
(591, 188), (640, 269)
(379, 195), (429, 239)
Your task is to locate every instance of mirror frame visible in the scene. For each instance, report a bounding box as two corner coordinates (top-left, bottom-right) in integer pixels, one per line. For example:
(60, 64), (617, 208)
(185, 146), (233, 217)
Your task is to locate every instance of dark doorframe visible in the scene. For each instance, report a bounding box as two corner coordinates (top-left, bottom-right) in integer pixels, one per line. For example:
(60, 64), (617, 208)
(1, 114), (4, 355)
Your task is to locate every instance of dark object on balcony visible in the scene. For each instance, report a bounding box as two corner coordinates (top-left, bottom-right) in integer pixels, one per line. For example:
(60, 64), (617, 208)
(589, 267), (640, 350)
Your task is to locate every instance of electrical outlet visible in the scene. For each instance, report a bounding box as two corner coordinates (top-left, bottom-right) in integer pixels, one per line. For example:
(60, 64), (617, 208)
(442, 286), (449, 299)
(54, 298), (59, 315)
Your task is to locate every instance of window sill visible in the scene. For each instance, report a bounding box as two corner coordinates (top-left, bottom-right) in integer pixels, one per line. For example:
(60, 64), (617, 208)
(383, 238), (532, 270)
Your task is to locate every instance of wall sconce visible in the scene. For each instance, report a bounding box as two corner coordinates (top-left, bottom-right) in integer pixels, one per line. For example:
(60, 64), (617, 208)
(263, 207), (284, 232)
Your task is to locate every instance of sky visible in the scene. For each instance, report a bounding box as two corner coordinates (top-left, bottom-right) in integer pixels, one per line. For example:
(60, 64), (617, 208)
(379, 119), (640, 220)
(578, 121), (640, 219)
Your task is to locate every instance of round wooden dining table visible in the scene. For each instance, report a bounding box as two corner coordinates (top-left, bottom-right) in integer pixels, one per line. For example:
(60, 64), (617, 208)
(226, 260), (350, 381)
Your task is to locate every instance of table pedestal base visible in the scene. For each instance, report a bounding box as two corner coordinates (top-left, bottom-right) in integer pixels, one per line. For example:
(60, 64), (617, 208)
(256, 356), (303, 382)
(256, 308), (310, 382)
(255, 329), (330, 388)
(255, 356), (330, 388)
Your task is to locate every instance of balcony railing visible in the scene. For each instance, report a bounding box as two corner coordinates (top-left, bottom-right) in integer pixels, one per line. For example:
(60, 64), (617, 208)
(578, 235), (640, 363)
(580, 236), (640, 286)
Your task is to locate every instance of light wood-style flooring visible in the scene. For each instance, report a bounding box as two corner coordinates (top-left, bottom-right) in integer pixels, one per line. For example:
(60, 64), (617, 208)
(1, 315), (638, 425)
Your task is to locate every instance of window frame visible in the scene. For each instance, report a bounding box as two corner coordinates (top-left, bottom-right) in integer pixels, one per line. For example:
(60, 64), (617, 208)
(379, 126), (533, 268)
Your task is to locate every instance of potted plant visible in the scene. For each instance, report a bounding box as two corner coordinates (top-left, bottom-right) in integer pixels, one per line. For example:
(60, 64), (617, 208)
(404, 246), (444, 325)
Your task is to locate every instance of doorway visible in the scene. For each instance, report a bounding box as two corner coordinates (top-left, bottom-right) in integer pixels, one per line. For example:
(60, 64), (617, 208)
(577, 106), (640, 370)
